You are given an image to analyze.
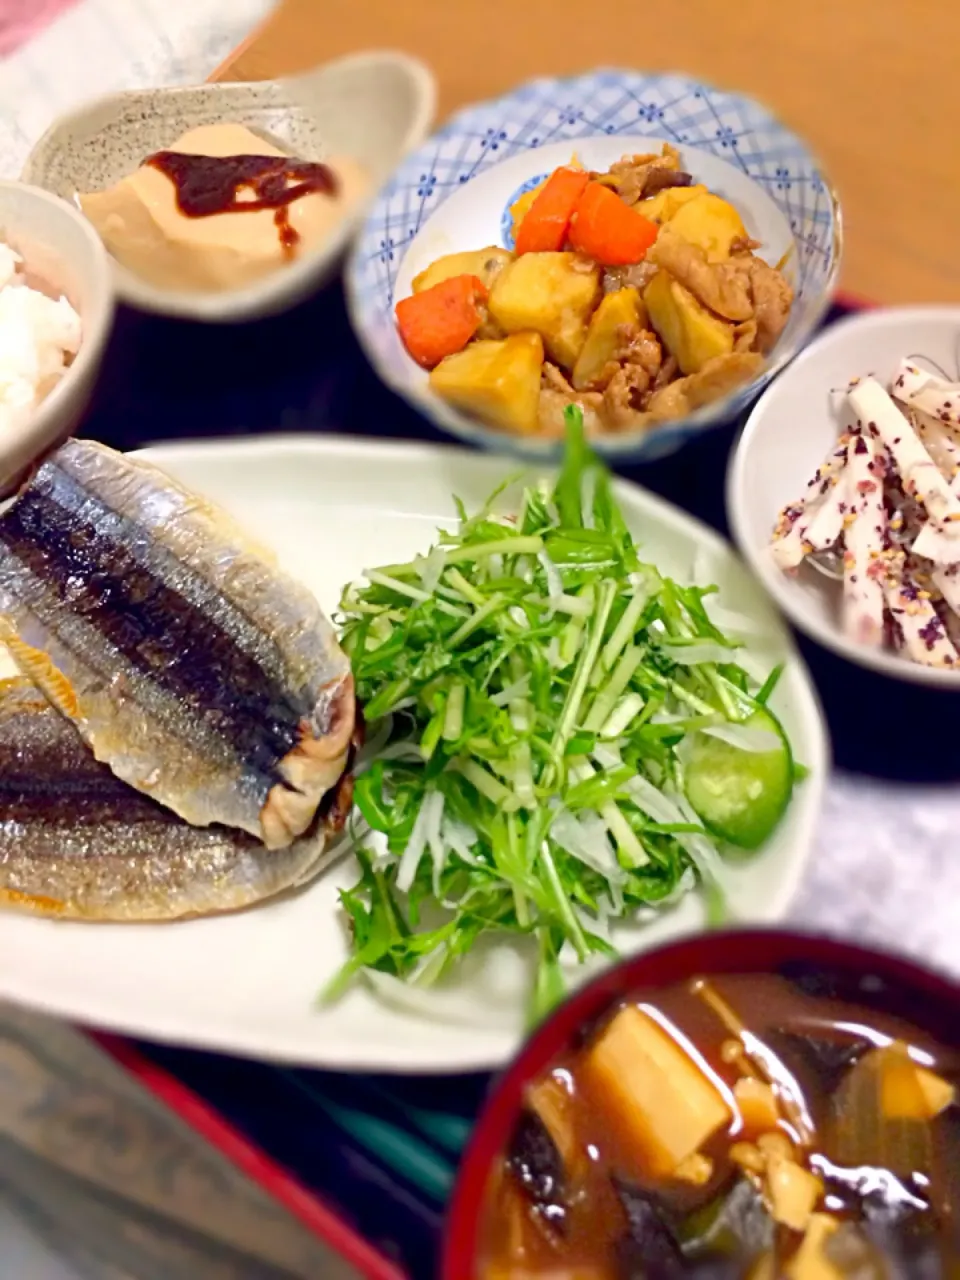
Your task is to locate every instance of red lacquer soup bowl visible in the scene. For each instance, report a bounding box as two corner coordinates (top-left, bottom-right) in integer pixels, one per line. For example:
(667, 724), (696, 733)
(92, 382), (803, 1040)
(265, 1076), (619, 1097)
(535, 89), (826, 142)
(442, 929), (960, 1280)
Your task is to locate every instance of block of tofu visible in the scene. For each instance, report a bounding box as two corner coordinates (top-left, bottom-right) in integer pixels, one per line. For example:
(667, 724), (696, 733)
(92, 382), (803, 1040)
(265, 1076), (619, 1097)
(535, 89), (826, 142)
(581, 1005), (732, 1177)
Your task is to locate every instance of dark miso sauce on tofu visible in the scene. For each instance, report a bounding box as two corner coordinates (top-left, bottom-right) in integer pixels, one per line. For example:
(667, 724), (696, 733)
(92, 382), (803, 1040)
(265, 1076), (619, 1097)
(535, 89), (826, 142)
(479, 971), (960, 1278)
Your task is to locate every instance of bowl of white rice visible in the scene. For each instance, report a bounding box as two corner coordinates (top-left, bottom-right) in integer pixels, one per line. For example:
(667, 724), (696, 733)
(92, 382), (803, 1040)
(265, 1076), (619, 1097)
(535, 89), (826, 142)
(0, 180), (114, 496)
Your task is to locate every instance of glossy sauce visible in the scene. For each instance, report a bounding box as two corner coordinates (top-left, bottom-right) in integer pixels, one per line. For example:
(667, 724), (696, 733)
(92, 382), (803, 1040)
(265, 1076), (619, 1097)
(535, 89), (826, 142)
(480, 973), (960, 1278)
(144, 151), (339, 256)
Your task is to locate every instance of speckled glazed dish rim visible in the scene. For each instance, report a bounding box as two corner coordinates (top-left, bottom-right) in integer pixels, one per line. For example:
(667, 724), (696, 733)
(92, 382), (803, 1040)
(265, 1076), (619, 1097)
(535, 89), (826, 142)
(22, 50), (437, 324)
(345, 66), (844, 463)
(441, 927), (960, 1278)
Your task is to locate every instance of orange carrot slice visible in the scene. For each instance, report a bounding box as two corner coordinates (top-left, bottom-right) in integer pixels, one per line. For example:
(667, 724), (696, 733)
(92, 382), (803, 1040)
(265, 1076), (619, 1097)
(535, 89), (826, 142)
(569, 182), (659, 266)
(514, 166), (591, 255)
(395, 274), (488, 369)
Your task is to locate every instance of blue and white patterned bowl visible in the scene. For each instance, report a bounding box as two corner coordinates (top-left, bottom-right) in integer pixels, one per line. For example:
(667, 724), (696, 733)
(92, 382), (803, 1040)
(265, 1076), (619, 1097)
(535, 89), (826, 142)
(345, 70), (842, 462)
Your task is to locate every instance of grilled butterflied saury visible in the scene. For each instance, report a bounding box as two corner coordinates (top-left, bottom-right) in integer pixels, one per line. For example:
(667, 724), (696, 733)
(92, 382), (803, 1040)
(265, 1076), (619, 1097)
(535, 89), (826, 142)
(0, 678), (352, 920)
(0, 439), (355, 849)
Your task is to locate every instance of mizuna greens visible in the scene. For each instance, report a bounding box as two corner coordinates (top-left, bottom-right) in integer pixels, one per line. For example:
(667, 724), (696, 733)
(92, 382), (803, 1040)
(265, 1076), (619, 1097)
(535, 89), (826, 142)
(330, 409), (798, 1021)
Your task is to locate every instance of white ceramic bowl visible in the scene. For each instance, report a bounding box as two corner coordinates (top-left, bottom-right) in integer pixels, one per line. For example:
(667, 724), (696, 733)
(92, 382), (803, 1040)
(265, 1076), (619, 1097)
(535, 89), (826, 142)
(728, 304), (960, 686)
(0, 181), (115, 496)
(346, 69), (842, 462)
(22, 52), (436, 323)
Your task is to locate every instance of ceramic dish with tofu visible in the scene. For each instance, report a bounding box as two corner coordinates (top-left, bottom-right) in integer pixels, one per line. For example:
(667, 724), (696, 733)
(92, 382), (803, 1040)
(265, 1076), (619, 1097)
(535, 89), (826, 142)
(347, 71), (841, 462)
(444, 930), (960, 1279)
(22, 51), (436, 322)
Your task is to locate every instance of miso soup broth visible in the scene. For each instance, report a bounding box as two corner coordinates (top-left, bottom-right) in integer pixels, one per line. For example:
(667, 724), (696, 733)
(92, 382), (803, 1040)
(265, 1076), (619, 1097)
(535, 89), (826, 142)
(478, 968), (960, 1278)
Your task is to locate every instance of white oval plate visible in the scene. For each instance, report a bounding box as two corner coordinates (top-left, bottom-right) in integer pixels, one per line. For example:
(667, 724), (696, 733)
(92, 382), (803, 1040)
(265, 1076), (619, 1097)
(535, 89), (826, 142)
(0, 436), (827, 1071)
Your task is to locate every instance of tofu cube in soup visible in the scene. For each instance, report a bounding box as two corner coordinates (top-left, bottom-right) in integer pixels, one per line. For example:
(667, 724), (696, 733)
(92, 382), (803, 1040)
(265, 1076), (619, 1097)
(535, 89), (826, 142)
(488, 252), (600, 370)
(644, 270), (735, 375)
(429, 332), (544, 434)
(581, 1005), (732, 1177)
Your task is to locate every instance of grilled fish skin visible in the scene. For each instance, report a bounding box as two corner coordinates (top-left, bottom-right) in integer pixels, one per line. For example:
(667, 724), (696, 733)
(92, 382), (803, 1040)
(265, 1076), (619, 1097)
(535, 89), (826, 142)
(0, 679), (343, 921)
(0, 439), (355, 849)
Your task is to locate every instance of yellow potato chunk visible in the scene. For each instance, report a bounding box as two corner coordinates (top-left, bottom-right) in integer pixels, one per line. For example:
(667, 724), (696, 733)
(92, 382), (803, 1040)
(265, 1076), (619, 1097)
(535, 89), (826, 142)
(488, 252), (600, 370)
(668, 192), (748, 263)
(429, 333), (544, 434)
(644, 269), (735, 375)
(412, 246), (513, 294)
(571, 287), (643, 391)
(636, 183), (708, 223)
(581, 1005), (732, 1178)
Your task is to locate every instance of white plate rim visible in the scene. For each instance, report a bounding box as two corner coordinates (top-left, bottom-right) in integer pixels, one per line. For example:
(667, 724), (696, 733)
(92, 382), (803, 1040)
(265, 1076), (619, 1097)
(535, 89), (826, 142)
(0, 433), (829, 1071)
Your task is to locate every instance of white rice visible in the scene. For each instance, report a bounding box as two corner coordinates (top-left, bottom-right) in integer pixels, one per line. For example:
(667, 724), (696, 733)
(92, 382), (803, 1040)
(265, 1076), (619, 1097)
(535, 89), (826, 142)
(0, 242), (82, 436)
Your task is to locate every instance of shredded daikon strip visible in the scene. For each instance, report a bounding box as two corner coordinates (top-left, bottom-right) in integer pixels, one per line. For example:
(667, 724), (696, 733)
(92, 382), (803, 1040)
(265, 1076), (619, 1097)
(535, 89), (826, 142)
(423, 792), (447, 898)
(441, 814), (481, 865)
(841, 430), (886, 647)
(659, 640), (739, 666)
(577, 753), (649, 867)
(621, 772), (723, 887)
(600, 691), (646, 739)
(416, 547), (446, 593)
(489, 675), (531, 707)
(549, 804), (626, 884)
(702, 602), (771, 639)
(891, 359), (960, 429)
(397, 790), (437, 892)
(537, 549), (564, 603)
(701, 722), (782, 753)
